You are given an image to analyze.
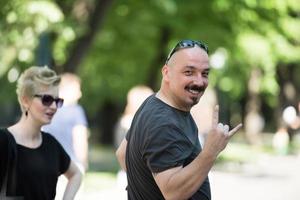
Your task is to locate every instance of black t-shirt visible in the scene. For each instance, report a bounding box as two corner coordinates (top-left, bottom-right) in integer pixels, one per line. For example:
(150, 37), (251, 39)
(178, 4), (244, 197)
(0, 128), (70, 200)
(126, 94), (211, 200)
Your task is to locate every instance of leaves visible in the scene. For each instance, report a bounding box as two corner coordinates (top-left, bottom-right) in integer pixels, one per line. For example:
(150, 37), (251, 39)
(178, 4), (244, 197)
(0, 0), (299, 135)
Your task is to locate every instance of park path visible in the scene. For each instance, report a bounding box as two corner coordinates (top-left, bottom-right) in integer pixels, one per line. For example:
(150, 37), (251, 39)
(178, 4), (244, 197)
(210, 154), (300, 200)
(80, 154), (300, 200)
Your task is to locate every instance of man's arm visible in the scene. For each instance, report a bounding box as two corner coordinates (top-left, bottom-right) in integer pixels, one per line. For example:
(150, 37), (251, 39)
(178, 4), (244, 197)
(116, 138), (127, 171)
(153, 105), (242, 200)
(63, 161), (82, 200)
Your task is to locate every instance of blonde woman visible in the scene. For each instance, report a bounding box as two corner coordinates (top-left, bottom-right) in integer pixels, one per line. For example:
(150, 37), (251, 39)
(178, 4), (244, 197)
(0, 66), (82, 200)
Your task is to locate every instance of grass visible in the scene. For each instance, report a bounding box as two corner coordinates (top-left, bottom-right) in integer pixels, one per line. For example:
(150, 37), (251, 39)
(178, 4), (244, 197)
(83, 172), (116, 192)
(88, 144), (119, 173)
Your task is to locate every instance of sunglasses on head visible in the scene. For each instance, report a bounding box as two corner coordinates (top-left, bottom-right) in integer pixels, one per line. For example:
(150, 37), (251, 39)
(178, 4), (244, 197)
(165, 39), (209, 64)
(34, 94), (64, 108)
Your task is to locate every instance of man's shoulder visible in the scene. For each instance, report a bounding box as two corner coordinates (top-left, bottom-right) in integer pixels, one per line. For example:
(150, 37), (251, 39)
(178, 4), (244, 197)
(142, 95), (174, 115)
(141, 99), (175, 123)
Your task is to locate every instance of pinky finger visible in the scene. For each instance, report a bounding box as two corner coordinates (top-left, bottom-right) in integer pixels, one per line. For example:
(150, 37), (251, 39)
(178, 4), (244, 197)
(228, 123), (243, 137)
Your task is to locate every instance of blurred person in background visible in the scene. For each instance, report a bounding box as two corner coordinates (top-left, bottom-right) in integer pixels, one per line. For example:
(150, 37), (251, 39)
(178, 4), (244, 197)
(191, 87), (218, 146)
(43, 73), (89, 200)
(272, 127), (290, 155)
(273, 102), (300, 155)
(116, 39), (242, 200)
(0, 66), (81, 200)
(114, 85), (154, 199)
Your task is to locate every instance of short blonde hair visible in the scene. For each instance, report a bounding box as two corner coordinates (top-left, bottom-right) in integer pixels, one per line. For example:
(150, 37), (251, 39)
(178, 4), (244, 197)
(16, 66), (61, 111)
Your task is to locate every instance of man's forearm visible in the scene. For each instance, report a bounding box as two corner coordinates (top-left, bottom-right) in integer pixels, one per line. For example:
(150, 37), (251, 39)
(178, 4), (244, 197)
(155, 151), (216, 200)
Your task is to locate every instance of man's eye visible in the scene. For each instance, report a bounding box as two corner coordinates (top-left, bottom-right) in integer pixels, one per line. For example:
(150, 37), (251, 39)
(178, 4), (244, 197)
(184, 71), (193, 76)
(203, 73), (209, 77)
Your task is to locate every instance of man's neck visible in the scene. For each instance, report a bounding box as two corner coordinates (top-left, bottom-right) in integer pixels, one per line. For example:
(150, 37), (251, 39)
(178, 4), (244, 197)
(156, 90), (190, 112)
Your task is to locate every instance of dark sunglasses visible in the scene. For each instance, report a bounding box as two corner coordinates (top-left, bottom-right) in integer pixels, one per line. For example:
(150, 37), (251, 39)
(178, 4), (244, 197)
(34, 94), (64, 108)
(166, 39), (209, 64)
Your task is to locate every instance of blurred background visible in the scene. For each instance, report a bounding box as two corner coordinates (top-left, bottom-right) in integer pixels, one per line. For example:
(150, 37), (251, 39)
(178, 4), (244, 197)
(0, 0), (300, 199)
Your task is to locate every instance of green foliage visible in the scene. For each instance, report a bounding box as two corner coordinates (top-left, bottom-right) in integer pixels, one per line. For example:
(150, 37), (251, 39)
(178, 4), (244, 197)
(0, 0), (299, 132)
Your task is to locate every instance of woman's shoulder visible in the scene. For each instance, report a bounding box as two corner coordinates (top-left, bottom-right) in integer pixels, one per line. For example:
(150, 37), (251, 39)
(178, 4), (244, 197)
(0, 128), (8, 141)
(41, 131), (67, 153)
(41, 131), (59, 144)
(0, 128), (9, 159)
(0, 127), (8, 133)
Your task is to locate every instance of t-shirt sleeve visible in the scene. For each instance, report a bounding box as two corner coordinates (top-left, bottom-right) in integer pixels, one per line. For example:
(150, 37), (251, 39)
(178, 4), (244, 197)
(57, 142), (71, 174)
(0, 129), (8, 188)
(53, 137), (71, 175)
(143, 125), (193, 173)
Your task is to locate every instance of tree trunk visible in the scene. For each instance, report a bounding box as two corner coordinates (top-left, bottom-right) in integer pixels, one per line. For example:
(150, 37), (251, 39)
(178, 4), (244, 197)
(146, 26), (170, 90)
(244, 68), (264, 145)
(62, 0), (113, 73)
(98, 101), (121, 144)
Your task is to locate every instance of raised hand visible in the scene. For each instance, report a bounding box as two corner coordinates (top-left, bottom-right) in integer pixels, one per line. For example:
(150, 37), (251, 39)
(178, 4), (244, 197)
(203, 105), (242, 157)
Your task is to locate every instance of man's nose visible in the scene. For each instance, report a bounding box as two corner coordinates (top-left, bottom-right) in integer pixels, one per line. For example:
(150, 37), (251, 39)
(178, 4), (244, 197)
(193, 74), (205, 86)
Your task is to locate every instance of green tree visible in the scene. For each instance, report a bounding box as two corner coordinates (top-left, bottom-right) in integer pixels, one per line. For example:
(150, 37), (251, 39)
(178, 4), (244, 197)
(1, 0), (299, 144)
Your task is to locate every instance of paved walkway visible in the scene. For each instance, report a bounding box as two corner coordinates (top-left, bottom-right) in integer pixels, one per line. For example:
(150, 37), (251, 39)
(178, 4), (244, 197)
(210, 154), (300, 200)
(80, 154), (300, 200)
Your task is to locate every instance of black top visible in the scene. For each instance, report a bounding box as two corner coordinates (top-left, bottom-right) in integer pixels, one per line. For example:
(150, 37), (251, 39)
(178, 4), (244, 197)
(126, 94), (211, 200)
(0, 128), (70, 200)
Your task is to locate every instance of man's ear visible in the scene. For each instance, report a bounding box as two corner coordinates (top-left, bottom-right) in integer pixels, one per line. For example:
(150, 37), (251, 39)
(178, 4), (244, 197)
(162, 65), (170, 82)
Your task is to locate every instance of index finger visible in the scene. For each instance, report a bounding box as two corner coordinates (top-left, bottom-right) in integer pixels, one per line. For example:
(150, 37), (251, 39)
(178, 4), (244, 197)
(212, 105), (219, 128)
(228, 123), (243, 137)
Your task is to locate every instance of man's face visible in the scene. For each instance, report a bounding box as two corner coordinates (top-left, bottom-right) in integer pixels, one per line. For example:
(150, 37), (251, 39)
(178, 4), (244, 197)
(163, 46), (210, 111)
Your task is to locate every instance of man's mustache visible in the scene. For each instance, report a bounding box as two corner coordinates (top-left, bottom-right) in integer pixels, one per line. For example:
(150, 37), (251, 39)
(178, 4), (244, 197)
(185, 85), (206, 92)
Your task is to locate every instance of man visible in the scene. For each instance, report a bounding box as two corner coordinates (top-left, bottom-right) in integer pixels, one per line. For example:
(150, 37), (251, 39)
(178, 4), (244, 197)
(116, 39), (242, 200)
